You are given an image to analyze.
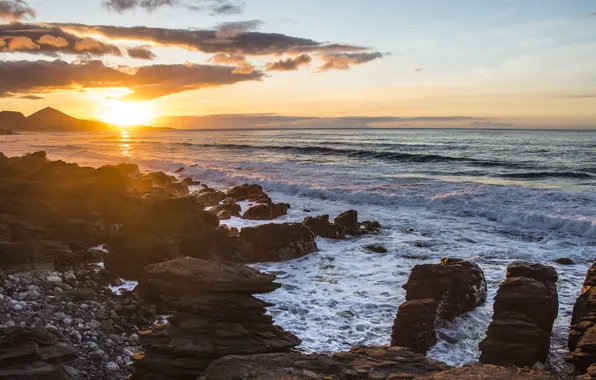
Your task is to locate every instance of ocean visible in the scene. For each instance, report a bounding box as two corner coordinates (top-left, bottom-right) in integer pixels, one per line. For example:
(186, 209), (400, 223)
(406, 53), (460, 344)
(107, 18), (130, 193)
(2, 128), (595, 370)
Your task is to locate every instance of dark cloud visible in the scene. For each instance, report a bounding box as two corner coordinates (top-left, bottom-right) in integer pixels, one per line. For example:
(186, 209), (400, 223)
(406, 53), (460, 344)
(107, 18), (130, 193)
(127, 46), (156, 59)
(0, 23), (122, 57)
(414, 68), (423, 72)
(103, 0), (244, 15)
(266, 54), (311, 71)
(318, 52), (384, 71)
(0, 0), (35, 21)
(215, 19), (262, 38)
(0, 59), (264, 101)
(56, 23), (369, 56)
(18, 94), (44, 100)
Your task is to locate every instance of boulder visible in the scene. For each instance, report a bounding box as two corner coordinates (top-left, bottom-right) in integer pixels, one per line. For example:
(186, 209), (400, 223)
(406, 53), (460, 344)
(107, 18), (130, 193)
(303, 215), (346, 239)
(133, 257), (300, 379)
(364, 244), (387, 253)
(242, 203), (289, 220)
(226, 184), (271, 203)
(479, 262), (558, 367)
(567, 259), (596, 372)
(391, 299), (438, 354)
(239, 223), (317, 262)
(192, 187), (226, 207)
(415, 364), (557, 379)
(209, 201), (241, 219)
(334, 210), (381, 235)
(182, 177), (201, 186)
(391, 258), (487, 353)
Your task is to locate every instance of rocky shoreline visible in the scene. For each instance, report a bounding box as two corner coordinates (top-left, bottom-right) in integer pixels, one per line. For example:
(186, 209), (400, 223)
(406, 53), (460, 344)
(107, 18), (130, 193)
(0, 151), (594, 379)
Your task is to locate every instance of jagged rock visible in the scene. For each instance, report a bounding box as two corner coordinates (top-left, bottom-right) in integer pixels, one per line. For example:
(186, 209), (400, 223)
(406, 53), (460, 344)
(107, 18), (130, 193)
(391, 299), (438, 354)
(568, 259), (596, 373)
(332, 346), (450, 379)
(303, 215), (346, 239)
(391, 258), (486, 353)
(133, 257), (300, 379)
(334, 210), (359, 235)
(182, 177), (200, 186)
(242, 203), (289, 220)
(415, 363), (556, 379)
(226, 184), (271, 203)
(480, 262), (558, 367)
(239, 223), (317, 262)
(191, 187), (226, 207)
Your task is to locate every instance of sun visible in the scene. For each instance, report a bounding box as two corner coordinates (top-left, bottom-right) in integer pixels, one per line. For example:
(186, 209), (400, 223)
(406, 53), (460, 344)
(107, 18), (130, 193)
(99, 101), (154, 127)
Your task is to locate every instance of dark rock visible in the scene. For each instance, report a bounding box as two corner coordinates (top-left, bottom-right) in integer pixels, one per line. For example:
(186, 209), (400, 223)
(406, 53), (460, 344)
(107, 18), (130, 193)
(303, 215), (346, 240)
(334, 210), (359, 235)
(332, 345), (450, 379)
(175, 167), (184, 173)
(480, 262), (558, 367)
(554, 258), (574, 265)
(242, 203), (289, 220)
(209, 201), (241, 219)
(226, 184), (271, 203)
(364, 244), (387, 253)
(239, 223), (317, 262)
(415, 363), (556, 379)
(567, 259), (596, 373)
(192, 188), (226, 207)
(105, 236), (179, 280)
(182, 177), (200, 186)
(391, 258), (486, 353)
(390, 299), (438, 354)
(133, 257), (300, 379)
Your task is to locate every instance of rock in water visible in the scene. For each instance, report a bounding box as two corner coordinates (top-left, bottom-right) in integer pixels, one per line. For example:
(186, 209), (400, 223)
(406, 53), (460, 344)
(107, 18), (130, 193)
(132, 257), (301, 379)
(303, 215), (346, 240)
(226, 184), (271, 203)
(567, 259), (596, 372)
(391, 258), (487, 353)
(479, 262), (558, 367)
(242, 202), (289, 220)
(239, 223), (317, 262)
(334, 210), (359, 235)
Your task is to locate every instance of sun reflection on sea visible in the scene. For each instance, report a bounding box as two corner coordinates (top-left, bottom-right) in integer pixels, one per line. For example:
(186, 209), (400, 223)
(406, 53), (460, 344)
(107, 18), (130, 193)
(119, 129), (131, 157)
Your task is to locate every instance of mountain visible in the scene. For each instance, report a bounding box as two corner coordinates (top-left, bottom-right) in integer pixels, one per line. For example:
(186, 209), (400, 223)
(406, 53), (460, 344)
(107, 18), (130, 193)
(0, 107), (173, 132)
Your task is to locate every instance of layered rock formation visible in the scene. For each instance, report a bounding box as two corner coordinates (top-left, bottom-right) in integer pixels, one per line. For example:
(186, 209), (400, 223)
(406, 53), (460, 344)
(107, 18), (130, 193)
(479, 262), (558, 367)
(567, 259), (596, 374)
(0, 327), (78, 379)
(133, 257), (301, 380)
(391, 258), (487, 353)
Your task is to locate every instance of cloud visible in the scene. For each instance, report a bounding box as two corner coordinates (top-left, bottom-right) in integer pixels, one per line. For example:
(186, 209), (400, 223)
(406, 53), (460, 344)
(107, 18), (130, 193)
(550, 93), (596, 99)
(318, 52), (384, 71)
(18, 94), (44, 100)
(103, 0), (244, 15)
(215, 19), (262, 38)
(0, 23), (123, 57)
(127, 46), (156, 59)
(266, 54), (311, 71)
(0, 59), (264, 101)
(56, 23), (369, 57)
(210, 53), (254, 73)
(0, 0), (35, 21)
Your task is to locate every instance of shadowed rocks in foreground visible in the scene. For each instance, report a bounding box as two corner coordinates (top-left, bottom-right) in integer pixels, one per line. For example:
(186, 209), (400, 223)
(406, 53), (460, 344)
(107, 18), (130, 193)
(391, 258), (487, 354)
(479, 262), (558, 367)
(132, 257), (301, 380)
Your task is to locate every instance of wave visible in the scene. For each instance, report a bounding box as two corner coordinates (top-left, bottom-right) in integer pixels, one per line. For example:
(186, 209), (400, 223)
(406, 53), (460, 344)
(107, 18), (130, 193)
(174, 142), (528, 168)
(500, 171), (594, 179)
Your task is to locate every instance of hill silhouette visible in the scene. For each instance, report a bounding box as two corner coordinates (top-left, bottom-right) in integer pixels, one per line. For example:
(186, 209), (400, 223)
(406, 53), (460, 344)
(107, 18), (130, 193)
(0, 107), (172, 132)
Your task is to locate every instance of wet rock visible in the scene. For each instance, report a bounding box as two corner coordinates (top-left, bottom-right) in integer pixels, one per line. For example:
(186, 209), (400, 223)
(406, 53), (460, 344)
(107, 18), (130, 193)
(182, 177), (200, 186)
(554, 258), (574, 265)
(239, 223), (317, 262)
(479, 262), (558, 367)
(334, 210), (359, 235)
(391, 299), (438, 354)
(191, 187), (226, 207)
(332, 346), (450, 378)
(105, 236), (179, 280)
(364, 244), (387, 253)
(391, 258), (486, 353)
(133, 257), (300, 379)
(210, 201), (241, 219)
(243, 202), (289, 221)
(226, 184), (271, 203)
(303, 215), (346, 240)
(567, 259), (596, 373)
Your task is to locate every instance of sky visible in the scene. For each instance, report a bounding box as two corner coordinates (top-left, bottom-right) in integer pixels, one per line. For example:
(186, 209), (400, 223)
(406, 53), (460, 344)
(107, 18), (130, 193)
(0, 0), (595, 128)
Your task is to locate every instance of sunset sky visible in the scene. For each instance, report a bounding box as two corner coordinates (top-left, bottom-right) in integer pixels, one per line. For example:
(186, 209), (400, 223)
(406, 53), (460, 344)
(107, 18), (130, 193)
(1, 0), (595, 128)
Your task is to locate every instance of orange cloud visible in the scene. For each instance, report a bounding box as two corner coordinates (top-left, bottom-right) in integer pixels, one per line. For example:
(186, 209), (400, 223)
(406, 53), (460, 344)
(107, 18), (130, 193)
(37, 34), (69, 48)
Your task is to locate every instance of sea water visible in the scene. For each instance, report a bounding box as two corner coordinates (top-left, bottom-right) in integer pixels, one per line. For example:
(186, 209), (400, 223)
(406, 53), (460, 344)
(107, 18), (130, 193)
(2, 128), (595, 370)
